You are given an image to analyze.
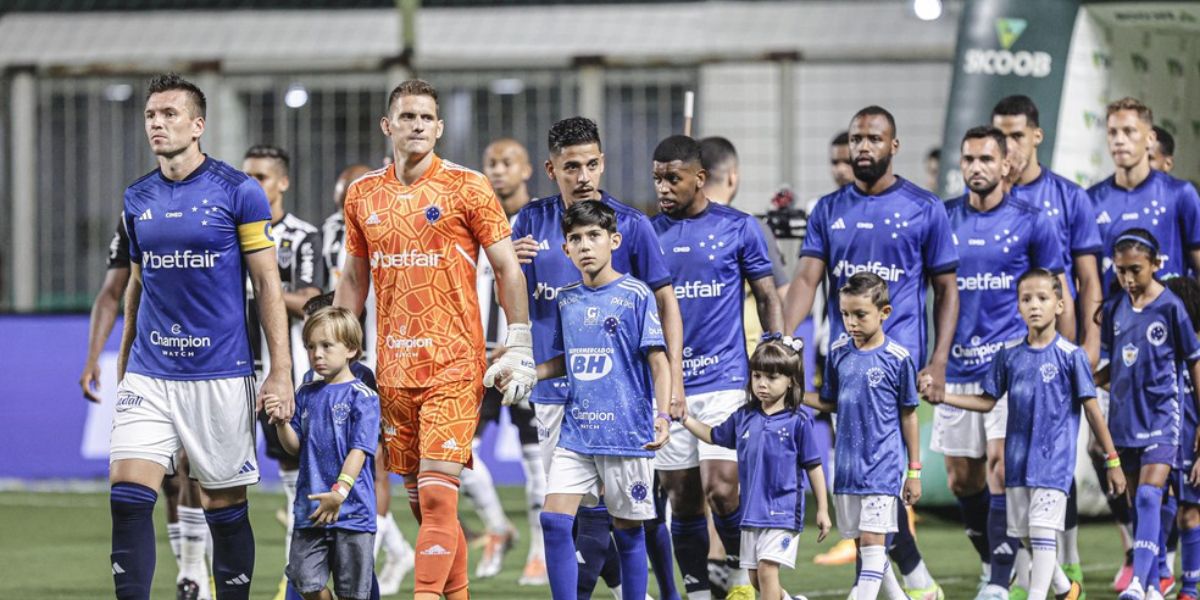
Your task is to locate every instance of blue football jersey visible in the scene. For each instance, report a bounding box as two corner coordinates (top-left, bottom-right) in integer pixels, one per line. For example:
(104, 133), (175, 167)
(1101, 290), (1200, 448)
(1009, 166), (1102, 296)
(651, 203), (774, 394)
(1089, 169), (1200, 289)
(513, 192), (671, 405)
(801, 178), (959, 365)
(551, 274), (666, 457)
(820, 335), (920, 496)
(946, 195), (1064, 382)
(123, 157), (273, 380)
(710, 406), (822, 531)
(290, 379), (380, 532)
(302, 362), (377, 390)
(983, 336), (1096, 492)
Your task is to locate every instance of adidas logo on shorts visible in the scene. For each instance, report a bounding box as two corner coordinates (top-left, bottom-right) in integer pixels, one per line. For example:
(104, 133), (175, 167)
(441, 439), (459, 450)
(236, 461), (256, 475)
(421, 544), (451, 556)
(366, 213), (381, 225)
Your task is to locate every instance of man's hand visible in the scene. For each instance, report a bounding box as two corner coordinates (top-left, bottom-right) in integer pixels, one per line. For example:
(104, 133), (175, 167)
(513, 235), (540, 265)
(260, 371), (295, 424)
(483, 324), (536, 406)
(903, 477), (922, 506)
(644, 416), (671, 450)
(668, 396), (686, 420)
(80, 361), (103, 403)
(917, 362), (946, 406)
(307, 491), (344, 525)
(815, 508), (832, 543)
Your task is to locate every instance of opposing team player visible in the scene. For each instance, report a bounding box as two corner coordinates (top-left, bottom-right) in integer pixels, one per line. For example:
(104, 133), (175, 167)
(992, 94), (1104, 592)
(468, 138), (546, 583)
(1150, 126), (1175, 174)
(321, 163), (416, 596)
(112, 74), (293, 600)
(783, 106), (955, 600)
(334, 79), (532, 600)
(1089, 98), (1200, 288)
(651, 134), (782, 600)
(942, 127), (1068, 600)
(511, 116), (683, 598)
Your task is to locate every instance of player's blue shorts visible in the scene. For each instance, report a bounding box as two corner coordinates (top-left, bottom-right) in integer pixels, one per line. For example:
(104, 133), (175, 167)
(1179, 444), (1200, 505)
(1118, 443), (1179, 472)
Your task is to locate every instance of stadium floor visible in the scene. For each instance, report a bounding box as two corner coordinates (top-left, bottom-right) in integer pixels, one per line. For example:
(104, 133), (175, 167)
(1, 487), (1130, 599)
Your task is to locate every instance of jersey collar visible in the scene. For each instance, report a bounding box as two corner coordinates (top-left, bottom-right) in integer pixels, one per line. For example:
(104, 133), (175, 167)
(157, 154), (212, 185)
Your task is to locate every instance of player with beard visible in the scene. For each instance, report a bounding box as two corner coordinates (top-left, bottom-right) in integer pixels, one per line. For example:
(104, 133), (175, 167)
(783, 106), (956, 600)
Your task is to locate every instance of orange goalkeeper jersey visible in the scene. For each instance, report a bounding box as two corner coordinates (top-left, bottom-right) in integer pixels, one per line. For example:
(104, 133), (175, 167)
(344, 155), (511, 388)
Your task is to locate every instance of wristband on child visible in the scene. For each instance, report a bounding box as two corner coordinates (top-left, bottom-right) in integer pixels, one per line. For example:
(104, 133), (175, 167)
(1105, 458), (1121, 469)
(331, 482), (350, 499)
(906, 470), (921, 479)
(337, 473), (356, 488)
(656, 412), (671, 423)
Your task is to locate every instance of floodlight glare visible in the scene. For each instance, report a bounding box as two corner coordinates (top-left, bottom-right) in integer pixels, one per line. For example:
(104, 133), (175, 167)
(913, 0), (942, 21)
(284, 85), (309, 109)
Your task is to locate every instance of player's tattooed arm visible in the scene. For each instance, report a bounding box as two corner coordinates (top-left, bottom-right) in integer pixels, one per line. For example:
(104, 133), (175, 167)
(919, 271), (960, 405)
(748, 274), (783, 334)
(247, 248), (295, 422)
(116, 264), (143, 381)
(900, 406), (922, 505)
(1082, 397), (1125, 495)
(645, 347), (671, 451)
(782, 256), (826, 333)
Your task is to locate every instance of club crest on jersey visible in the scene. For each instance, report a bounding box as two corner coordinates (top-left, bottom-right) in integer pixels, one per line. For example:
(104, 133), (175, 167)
(866, 367), (886, 387)
(1122, 343), (1139, 367)
(332, 402), (351, 424)
(425, 205), (442, 224)
(604, 316), (620, 335)
(1147, 321), (1168, 346)
(277, 240), (294, 268)
(1040, 363), (1059, 383)
(629, 480), (650, 503)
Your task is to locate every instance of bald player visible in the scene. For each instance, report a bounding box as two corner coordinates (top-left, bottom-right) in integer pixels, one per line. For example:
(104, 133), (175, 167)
(320, 164), (416, 596)
(465, 138), (548, 584)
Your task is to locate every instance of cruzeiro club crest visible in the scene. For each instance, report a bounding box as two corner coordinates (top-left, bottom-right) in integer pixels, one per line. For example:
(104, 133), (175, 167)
(425, 205), (442, 224)
(866, 367), (885, 388)
(1040, 362), (1059, 383)
(1147, 321), (1168, 346)
(604, 316), (620, 335)
(1122, 343), (1139, 367)
(332, 402), (351, 424)
(629, 480), (649, 504)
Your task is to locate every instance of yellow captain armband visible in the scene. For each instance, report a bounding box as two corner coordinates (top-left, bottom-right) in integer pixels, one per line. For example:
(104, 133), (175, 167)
(238, 220), (275, 252)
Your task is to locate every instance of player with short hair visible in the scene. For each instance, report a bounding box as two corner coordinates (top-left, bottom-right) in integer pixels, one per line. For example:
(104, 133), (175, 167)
(467, 138), (547, 583)
(112, 73), (293, 600)
(830, 131), (855, 189)
(512, 116), (683, 598)
(942, 126), (1068, 599)
(334, 79), (532, 600)
(925, 148), (941, 193)
(1150, 126), (1175, 174)
(783, 106), (955, 600)
(1088, 97), (1200, 290)
(992, 93), (1106, 592)
(802, 272), (924, 600)
(652, 134), (782, 600)
(516, 198), (672, 600)
(935, 268), (1124, 600)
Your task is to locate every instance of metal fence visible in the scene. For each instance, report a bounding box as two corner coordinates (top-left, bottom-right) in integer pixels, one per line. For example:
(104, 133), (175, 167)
(5, 66), (696, 311)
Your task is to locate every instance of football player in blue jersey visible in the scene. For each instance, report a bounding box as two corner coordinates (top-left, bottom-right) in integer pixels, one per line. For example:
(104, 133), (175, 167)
(941, 126), (1069, 599)
(1162, 276), (1200, 600)
(801, 272), (924, 600)
(504, 199), (672, 600)
(1096, 230), (1200, 600)
(784, 106), (954, 600)
(651, 134), (782, 600)
(111, 74), (293, 600)
(934, 268), (1123, 600)
(511, 117), (683, 598)
(1089, 98), (1200, 290)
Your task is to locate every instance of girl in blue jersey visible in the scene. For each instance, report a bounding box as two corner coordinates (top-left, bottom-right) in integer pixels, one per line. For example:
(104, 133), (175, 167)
(1096, 229), (1200, 600)
(936, 268), (1125, 600)
(1163, 276), (1200, 600)
(681, 337), (831, 600)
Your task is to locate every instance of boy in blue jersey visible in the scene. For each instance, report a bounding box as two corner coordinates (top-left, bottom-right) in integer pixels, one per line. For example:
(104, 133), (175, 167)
(1089, 98), (1200, 289)
(934, 268), (1125, 600)
(650, 135), (783, 600)
(111, 74), (293, 600)
(682, 337), (831, 600)
(802, 272), (923, 600)
(1097, 230), (1200, 600)
(499, 199), (672, 600)
(263, 306), (380, 600)
(940, 127), (1068, 599)
(993, 95), (1106, 590)
(784, 106), (954, 599)
(511, 117), (683, 597)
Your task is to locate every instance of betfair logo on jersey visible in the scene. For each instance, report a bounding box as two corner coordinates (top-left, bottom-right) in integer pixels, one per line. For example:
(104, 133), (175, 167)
(370, 250), (440, 268)
(831, 260), (904, 282)
(963, 18), (1052, 78)
(674, 280), (727, 299)
(534, 282), (563, 301)
(569, 349), (614, 381)
(957, 272), (1015, 291)
(143, 250), (220, 270)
